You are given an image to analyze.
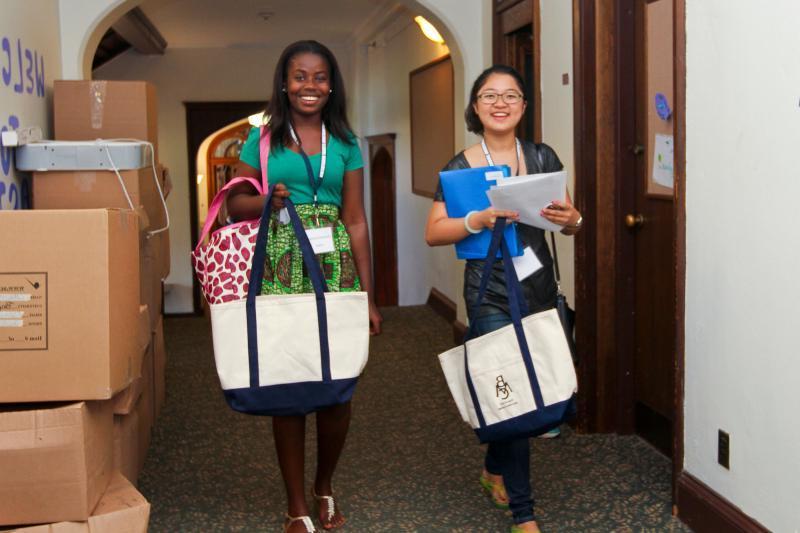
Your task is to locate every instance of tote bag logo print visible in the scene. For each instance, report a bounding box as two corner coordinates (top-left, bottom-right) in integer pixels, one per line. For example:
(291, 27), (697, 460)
(495, 375), (519, 411)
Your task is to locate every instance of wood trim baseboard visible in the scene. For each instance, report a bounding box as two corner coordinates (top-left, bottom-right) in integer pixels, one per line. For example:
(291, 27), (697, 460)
(452, 320), (466, 346)
(676, 472), (769, 533)
(427, 287), (456, 323)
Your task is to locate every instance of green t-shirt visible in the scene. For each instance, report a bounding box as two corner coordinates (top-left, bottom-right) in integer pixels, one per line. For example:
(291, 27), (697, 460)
(239, 126), (363, 207)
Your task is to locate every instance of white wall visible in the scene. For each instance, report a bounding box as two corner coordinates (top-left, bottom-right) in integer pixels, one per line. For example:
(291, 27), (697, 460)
(355, 1), (491, 310)
(685, 2), (800, 531)
(0, 0), (62, 211)
(540, 0), (576, 305)
(355, 15), (454, 306)
(94, 45), (352, 313)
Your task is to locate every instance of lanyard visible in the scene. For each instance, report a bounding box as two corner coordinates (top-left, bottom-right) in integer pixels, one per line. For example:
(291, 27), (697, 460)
(481, 138), (522, 176)
(288, 122), (327, 207)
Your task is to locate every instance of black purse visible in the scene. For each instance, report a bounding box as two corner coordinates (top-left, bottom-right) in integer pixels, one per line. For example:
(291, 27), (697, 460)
(550, 232), (577, 364)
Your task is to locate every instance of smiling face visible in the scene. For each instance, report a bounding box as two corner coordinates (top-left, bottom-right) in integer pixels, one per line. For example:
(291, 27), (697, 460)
(284, 52), (331, 118)
(472, 73), (527, 136)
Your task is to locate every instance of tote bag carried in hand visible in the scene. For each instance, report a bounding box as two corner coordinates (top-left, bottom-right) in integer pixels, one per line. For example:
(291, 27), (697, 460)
(438, 219), (577, 443)
(192, 128), (270, 304)
(209, 186), (370, 416)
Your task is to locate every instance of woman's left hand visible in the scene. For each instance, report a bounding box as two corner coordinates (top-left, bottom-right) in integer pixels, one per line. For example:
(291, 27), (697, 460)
(541, 200), (581, 228)
(368, 301), (383, 336)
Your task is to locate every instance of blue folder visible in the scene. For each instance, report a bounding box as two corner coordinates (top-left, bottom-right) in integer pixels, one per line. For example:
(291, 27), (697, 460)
(439, 165), (522, 259)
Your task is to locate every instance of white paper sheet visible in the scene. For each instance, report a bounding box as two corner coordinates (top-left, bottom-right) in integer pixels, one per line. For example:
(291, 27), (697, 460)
(485, 170), (568, 232)
(652, 133), (674, 188)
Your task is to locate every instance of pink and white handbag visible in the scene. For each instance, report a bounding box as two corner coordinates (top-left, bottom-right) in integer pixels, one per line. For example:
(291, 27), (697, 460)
(191, 128), (270, 304)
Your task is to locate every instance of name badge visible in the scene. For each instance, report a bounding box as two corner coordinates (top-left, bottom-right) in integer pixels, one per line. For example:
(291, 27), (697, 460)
(512, 246), (543, 281)
(305, 226), (336, 254)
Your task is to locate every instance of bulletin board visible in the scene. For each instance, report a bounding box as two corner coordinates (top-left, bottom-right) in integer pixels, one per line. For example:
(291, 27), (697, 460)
(410, 55), (454, 198)
(645, 0), (675, 197)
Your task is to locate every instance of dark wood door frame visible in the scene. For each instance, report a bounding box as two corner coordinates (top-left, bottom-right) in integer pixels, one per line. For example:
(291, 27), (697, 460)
(492, 0), (542, 143)
(366, 133), (398, 307)
(570, 0), (686, 496)
(185, 101), (266, 315)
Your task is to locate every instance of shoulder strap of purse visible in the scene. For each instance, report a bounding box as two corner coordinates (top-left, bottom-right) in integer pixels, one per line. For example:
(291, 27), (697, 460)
(259, 125), (270, 190)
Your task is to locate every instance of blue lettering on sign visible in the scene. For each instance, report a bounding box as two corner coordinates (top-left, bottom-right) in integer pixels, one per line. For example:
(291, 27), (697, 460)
(34, 51), (44, 97)
(14, 39), (23, 93)
(1, 38), (10, 86)
(0, 35), (46, 98)
(24, 48), (33, 94)
(0, 115), (21, 209)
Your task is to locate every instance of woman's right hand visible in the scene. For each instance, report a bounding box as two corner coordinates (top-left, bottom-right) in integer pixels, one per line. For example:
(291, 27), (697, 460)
(471, 207), (520, 231)
(270, 182), (291, 209)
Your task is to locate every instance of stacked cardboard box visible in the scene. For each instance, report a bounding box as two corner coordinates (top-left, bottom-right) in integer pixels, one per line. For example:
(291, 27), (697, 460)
(0, 81), (164, 529)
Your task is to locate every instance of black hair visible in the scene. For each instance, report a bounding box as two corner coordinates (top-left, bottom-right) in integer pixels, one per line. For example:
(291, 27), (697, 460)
(265, 40), (354, 149)
(464, 64), (527, 135)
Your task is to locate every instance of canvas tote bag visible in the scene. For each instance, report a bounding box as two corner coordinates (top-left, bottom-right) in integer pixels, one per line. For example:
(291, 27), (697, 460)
(209, 186), (369, 416)
(438, 219), (577, 443)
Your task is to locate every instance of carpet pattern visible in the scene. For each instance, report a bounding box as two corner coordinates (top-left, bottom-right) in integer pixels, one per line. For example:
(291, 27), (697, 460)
(139, 306), (691, 532)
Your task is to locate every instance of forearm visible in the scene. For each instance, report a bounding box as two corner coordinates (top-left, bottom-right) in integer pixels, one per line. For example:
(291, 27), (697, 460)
(425, 216), (473, 246)
(227, 193), (267, 221)
(345, 220), (375, 301)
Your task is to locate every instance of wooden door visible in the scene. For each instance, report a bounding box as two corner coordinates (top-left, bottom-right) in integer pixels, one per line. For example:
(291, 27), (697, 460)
(366, 134), (398, 307)
(628, 0), (676, 454)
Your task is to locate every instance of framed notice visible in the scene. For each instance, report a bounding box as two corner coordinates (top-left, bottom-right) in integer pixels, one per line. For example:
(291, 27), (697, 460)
(410, 55), (454, 198)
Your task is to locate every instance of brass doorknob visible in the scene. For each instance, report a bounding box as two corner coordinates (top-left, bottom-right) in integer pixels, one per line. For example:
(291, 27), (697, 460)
(625, 214), (645, 228)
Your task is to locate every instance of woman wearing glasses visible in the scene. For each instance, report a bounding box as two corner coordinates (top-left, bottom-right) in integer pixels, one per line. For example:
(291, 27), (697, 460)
(425, 65), (582, 533)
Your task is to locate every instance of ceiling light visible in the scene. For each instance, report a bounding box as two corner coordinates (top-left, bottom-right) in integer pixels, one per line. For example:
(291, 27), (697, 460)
(414, 16), (444, 44)
(257, 11), (274, 22)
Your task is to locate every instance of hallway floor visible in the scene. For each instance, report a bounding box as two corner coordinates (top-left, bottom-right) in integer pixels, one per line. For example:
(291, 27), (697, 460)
(139, 306), (691, 532)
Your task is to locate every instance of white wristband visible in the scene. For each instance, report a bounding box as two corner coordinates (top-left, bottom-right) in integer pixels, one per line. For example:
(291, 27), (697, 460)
(464, 210), (481, 234)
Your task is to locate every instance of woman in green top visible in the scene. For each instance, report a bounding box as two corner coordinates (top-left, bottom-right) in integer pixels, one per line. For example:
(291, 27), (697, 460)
(228, 40), (382, 533)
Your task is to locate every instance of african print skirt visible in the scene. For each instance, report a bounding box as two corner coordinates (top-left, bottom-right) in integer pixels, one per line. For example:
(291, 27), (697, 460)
(261, 203), (361, 295)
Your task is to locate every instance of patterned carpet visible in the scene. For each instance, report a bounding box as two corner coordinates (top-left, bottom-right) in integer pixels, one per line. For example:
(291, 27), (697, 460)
(140, 306), (691, 532)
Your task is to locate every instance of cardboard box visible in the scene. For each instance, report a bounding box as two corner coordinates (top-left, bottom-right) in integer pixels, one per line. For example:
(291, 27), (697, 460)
(0, 402), (113, 526)
(4, 472), (150, 532)
(153, 316), (166, 419)
(0, 209), (140, 402)
(113, 409), (140, 485)
(137, 344), (154, 470)
(111, 306), (149, 416)
(33, 167), (168, 231)
(54, 80), (158, 160)
(154, 227), (170, 279)
(140, 236), (163, 330)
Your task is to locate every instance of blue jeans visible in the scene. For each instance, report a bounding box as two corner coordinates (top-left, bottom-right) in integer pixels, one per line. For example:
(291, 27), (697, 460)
(469, 312), (536, 525)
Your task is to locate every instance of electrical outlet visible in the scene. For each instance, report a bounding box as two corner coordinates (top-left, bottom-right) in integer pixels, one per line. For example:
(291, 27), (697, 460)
(718, 430), (730, 469)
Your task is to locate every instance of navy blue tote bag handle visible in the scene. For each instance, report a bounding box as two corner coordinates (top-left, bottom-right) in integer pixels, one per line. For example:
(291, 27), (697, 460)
(244, 186), (333, 388)
(462, 219), (546, 431)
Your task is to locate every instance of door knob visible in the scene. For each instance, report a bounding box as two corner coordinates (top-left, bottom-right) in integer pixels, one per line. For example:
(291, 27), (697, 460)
(625, 214), (645, 228)
(629, 144), (645, 156)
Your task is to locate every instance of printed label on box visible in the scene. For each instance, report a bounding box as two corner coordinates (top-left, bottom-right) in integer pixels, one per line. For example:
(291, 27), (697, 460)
(0, 272), (48, 350)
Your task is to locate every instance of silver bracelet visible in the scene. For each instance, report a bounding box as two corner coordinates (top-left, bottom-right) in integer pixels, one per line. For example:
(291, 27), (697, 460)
(463, 210), (481, 234)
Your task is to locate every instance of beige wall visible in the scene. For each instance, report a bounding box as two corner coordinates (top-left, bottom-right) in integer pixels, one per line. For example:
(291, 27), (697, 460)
(0, 0), (62, 211)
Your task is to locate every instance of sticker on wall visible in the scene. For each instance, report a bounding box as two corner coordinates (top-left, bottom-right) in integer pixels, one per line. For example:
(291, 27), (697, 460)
(655, 92), (672, 121)
(0, 272), (48, 350)
(652, 134), (674, 189)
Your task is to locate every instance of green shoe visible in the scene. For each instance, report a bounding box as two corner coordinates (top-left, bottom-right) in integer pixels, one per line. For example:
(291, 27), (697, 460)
(479, 473), (510, 510)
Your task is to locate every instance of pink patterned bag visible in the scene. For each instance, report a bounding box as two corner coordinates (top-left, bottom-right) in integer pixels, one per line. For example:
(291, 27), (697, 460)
(192, 128), (270, 304)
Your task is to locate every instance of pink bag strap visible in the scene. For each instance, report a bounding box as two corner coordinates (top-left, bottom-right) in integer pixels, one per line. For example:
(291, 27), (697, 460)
(195, 176), (262, 252)
(194, 127), (271, 252)
(259, 126), (270, 190)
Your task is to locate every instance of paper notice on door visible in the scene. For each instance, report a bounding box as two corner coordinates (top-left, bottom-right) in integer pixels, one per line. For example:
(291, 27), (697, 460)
(652, 133), (674, 188)
(0, 273), (48, 350)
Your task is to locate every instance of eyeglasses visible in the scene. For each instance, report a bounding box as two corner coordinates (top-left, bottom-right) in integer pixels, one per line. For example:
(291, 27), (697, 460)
(477, 91), (524, 105)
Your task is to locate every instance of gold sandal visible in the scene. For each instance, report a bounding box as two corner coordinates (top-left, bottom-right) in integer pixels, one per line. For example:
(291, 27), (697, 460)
(311, 488), (345, 530)
(284, 514), (316, 533)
